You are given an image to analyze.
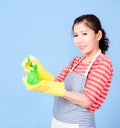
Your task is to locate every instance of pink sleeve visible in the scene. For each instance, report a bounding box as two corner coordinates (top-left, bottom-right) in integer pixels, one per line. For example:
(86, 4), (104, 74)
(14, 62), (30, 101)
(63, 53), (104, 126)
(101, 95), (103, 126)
(55, 57), (79, 82)
(84, 58), (113, 104)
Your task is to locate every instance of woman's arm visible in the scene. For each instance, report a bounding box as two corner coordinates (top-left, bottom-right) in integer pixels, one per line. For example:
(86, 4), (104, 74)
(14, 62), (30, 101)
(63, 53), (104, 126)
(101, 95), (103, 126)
(63, 90), (92, 108)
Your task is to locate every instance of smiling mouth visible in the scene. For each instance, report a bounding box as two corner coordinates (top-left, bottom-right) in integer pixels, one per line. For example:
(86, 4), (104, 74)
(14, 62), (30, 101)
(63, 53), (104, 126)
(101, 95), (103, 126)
(78, 45), (87, 50)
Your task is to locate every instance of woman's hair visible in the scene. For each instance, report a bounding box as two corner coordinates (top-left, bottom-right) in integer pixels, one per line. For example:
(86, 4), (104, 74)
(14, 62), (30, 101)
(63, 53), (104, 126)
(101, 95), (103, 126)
(72, 14), (109, 54)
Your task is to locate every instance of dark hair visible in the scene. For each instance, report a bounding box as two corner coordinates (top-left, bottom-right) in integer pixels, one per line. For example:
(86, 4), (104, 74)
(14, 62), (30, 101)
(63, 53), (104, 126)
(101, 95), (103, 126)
(72, 14), (109, 54)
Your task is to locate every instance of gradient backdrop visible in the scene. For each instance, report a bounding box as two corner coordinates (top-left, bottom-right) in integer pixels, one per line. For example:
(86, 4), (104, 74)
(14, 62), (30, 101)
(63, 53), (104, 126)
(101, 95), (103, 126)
(0, 0), (120, 128)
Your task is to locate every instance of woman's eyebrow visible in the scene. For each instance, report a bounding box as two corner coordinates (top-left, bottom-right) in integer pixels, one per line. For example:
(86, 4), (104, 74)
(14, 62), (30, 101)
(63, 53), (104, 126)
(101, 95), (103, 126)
(73, 30), (87, 34)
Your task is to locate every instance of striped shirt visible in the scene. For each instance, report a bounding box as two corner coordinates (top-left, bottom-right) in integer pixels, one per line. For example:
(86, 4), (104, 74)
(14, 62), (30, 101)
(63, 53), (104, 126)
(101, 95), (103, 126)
(55, 54), (113, 113)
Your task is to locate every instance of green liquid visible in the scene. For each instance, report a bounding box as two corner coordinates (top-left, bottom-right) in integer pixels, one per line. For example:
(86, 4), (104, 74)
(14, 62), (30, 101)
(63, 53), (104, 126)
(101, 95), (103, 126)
(27, 69), (40, 85)
(26, 56), (40, 85)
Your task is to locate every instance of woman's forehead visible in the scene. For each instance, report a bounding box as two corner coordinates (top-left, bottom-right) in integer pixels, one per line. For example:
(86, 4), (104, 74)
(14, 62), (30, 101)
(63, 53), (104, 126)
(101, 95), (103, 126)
(73, 22), (91, 32)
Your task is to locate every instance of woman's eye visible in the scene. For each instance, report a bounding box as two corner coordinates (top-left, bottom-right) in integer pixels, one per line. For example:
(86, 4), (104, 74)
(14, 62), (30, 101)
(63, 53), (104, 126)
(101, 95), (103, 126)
(73, 34), (78, 37)
(82, 33), (87, 35)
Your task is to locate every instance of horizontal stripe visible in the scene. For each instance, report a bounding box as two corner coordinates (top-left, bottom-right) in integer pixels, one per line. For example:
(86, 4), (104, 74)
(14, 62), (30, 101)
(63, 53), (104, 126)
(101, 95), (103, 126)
(55, 54), (113, 113)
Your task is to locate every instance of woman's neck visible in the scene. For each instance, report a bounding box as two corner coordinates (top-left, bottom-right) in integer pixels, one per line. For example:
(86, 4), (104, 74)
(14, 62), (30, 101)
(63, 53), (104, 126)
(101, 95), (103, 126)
(81, 49), (101, 64)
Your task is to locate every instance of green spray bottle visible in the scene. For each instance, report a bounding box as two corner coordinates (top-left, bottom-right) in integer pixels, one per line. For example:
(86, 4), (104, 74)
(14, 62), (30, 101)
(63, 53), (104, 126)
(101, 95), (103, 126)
(26, 56), (40, 85)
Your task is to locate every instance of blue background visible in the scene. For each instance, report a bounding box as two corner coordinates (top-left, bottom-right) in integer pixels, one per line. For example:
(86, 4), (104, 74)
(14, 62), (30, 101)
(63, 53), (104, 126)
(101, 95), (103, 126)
(0, 0), (120, 127)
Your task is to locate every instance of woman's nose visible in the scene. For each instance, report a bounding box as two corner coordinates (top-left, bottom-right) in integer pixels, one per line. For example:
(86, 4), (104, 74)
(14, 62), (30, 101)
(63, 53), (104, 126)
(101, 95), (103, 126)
(77, 36), (83, 43)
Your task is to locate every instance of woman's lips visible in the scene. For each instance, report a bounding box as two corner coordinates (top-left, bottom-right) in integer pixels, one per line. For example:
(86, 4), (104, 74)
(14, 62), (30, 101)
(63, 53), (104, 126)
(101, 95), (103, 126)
(78, 45), (87, 50)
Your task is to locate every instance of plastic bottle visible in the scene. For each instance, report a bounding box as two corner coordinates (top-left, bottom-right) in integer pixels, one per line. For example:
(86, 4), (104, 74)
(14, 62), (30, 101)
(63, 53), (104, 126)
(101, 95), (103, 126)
(26, 56), (40, 85)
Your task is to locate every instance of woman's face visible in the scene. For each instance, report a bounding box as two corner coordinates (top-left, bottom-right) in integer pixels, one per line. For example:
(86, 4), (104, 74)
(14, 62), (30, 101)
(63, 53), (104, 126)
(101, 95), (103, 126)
(73, 22), (101, 55)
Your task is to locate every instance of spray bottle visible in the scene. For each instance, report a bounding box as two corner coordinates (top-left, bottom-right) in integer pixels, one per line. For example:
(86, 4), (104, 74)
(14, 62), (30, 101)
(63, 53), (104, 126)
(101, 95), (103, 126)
(26, 56), (40, 85)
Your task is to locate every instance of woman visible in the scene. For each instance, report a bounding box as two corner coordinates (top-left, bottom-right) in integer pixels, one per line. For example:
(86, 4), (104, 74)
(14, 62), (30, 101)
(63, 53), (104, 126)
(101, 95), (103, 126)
(23, 14), (113, 128)
(51, 14), (113, 128)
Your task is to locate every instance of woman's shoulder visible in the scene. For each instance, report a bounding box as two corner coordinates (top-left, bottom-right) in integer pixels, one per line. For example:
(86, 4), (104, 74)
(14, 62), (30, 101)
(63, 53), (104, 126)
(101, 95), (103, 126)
(71, 56), (83, 62)
(96, 53), (113, 68)
(68, 56), (83, 67)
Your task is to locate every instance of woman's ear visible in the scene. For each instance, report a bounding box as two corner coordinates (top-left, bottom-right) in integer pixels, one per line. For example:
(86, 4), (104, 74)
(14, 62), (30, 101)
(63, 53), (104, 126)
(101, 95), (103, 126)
(96, 30), (102, 41)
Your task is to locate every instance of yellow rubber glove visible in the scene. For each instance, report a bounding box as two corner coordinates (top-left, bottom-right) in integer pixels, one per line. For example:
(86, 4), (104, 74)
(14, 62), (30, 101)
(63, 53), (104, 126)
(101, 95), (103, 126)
(23, 77), (65, 97)
(22, 55), (54, 81)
